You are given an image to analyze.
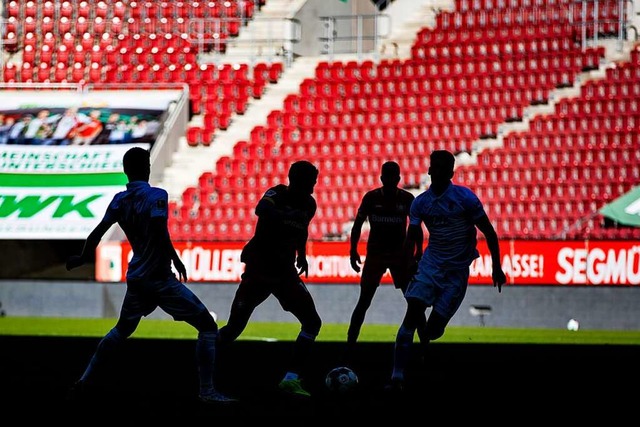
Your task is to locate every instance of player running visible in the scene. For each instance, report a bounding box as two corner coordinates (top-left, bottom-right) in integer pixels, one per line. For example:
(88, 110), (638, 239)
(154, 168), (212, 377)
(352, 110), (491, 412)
(66, 147), (235, 404)
(217, 160), (322, 398)
(387, 150), (507, 392)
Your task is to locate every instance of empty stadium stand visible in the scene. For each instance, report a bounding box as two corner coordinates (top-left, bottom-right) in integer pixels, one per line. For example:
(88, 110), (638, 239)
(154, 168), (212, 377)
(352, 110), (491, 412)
(2, 0), (638, 243)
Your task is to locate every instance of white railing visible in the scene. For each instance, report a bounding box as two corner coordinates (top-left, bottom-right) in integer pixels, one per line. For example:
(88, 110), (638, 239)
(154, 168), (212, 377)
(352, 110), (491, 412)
(318, 14), (391, 60)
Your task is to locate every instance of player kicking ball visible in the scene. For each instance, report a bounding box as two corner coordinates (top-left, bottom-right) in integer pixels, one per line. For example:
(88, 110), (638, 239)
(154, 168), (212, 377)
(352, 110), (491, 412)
(66, 147), (236, 404)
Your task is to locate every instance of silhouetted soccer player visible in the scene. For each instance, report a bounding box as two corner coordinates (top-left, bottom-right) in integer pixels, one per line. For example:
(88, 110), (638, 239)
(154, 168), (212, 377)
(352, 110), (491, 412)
(217, 160), (322, 398)
(346, 161), (427, 363)
(386, 150), (507, 392)
(66, 146), (235, 404)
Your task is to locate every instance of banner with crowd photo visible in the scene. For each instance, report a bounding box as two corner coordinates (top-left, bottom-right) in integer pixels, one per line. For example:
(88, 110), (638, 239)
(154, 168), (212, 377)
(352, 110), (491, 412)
(96, 239), (640, 286)
(0, 143), (149, 239)
(0, 93), (172, 147)
(0, 88), (182, 239)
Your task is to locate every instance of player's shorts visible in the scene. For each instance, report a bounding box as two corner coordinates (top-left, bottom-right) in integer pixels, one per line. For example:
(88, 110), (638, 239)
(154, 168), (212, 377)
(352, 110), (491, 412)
(404, 264), (469, 320)
(236, 264), (313, 313)
(361, 252), (412, 290)
(121, 275), (208, 321)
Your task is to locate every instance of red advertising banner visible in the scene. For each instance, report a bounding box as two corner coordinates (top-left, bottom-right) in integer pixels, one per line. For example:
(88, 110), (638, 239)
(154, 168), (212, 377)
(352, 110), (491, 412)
(96, 240), (640, 286)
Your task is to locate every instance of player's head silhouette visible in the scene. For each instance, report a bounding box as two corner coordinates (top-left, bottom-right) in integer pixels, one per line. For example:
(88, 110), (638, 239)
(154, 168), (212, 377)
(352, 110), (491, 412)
(288, 160), (319, 195)
(428, 150), (455, 186)
(380, 161), (401, 189)
(122, 147), (151, 183)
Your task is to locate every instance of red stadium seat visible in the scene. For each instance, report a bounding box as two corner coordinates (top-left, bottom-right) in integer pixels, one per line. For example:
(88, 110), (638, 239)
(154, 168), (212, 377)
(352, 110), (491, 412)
(269, 62), (283, 83)
(24, 17), (37, 34)
(42, 1), (56, 18)
(3, 31), (18, 54)
(61, 32), (75, 50)
(96, 1), (109, 19)
(3, 63), (17, 82)
(40, 45), (53, 65)
(186, 127), (203, 146)
(24, 1), (37, 18)
(93, 17), (107, 36)
(57, 17), (72, 35)
(73, 46), (87, 64)
(40, 32), (57, 50)
(76, 17), (90, 35)
(71, 62), (86, 82)
(22, 45), (35, 64)
(55, 44), (71, 64)
(54, 62), (69, 81)
(6, 1), (19, 18)
(60, 1), (73, 18)
(37, 63), (51, 82)
(88, 62), (102, 82)
(78, 1), (91, 18)
(41, 17), (55, 34)
(3, 16), (18, 37)
(81, 33), (94, 51)
(20, 63), (34, 82)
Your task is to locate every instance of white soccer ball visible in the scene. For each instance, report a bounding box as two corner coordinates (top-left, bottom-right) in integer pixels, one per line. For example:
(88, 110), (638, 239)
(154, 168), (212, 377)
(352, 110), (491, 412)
(567, 318), (579, 331)
(325, 366), (358, 394)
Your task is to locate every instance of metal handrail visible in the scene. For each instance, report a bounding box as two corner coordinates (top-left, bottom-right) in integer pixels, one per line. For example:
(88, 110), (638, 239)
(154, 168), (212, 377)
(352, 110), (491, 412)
(318, 14), (391, 60)
(187, 17), (302, 67)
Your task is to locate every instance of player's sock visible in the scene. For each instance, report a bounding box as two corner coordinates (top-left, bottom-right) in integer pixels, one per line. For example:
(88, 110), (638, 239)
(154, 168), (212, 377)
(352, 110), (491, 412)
(288, 330), (316, 376)
(390, 324), (413, 382)
(196, 330), (218, 394)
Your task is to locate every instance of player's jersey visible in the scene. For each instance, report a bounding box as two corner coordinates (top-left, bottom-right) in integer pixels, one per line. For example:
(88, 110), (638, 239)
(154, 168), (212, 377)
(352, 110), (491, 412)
(242, 184), (316, 267)
(357, 187), (414, 255)
(102, 181), (172, 281)
(410, 183), (485, 270)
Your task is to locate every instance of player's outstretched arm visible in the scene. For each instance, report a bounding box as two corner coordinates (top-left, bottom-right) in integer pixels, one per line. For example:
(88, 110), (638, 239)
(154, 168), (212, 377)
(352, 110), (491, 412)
(66, 220), (113, 271)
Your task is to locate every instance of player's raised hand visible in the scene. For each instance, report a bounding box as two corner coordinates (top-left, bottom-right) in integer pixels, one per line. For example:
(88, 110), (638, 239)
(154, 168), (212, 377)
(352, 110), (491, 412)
(66, 255), (84, 271)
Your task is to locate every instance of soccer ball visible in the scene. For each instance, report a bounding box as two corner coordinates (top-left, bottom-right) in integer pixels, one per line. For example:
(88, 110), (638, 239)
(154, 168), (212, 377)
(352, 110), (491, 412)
(325, 366), (358, 394)
(567, 318), (580, 331)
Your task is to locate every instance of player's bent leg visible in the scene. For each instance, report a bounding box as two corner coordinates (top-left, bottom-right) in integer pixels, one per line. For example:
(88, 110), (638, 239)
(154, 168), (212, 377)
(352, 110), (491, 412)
(414, 310), (430, 347)
(77, 324), (130, 385)
(68, 332), (124, 401)
(424, 311), (449, 341)
(185, 309), (218, 332)
(217, 300), (256, 345)
(219, 278), (269, 345)
(113, 317), (141, 338)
